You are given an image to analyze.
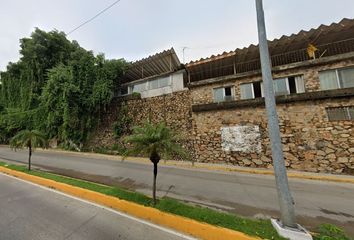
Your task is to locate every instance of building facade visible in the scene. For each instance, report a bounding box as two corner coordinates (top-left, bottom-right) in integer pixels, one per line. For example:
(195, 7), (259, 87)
(187, 18), (354, 174)
(117, 48), (187, 98)
(90, 18), (354, 174)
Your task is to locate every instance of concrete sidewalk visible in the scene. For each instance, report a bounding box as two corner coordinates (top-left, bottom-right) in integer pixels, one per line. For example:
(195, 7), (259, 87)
(36, 147), (354, 184)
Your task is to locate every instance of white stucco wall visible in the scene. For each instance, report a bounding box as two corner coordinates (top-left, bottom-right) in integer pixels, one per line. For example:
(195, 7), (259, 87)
(123, 70), (186, 98)
(171, 71), (185, 92)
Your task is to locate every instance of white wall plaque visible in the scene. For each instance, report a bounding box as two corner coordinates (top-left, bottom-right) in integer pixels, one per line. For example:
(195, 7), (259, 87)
(221, 125), (262, 153)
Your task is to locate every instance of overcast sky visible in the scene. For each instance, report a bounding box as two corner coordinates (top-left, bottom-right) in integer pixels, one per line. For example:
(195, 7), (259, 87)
(1, 0), (354, 71)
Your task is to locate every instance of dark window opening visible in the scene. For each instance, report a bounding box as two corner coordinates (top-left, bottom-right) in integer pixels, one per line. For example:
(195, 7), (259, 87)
(225, 87), (232, 96)
(253, 82), (262, 98)
(288, 76), (297, 94)
(120, 86), (128, 95)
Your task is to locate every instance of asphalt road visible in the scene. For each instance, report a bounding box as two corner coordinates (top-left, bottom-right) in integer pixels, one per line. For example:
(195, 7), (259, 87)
(0, 146), (353, 236)
(0, 173), (193, 240)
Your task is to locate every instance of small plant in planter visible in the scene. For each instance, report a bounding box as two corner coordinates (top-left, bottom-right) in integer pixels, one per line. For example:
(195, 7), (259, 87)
(124, 121), (189, 205)
(131, 92), (141, 98)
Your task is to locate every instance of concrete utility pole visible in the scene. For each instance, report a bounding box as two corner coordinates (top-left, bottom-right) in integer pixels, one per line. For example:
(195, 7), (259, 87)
(255, 0), (296, 228)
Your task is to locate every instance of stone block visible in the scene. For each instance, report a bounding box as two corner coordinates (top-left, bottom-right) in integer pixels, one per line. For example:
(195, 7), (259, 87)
(338, 157), (349, 163)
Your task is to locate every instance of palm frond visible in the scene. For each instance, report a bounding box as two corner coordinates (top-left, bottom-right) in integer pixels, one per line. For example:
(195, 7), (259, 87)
(124, 121), (190, 161)
(10, 130), (48, 151)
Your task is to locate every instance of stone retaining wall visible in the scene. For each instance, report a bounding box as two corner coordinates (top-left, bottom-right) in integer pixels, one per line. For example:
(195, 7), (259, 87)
(191, 97), (354, 174)
(86, 90), (194, 153)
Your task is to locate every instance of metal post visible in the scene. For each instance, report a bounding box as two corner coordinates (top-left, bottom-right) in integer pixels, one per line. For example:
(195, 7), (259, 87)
(255, 0), (296, 228)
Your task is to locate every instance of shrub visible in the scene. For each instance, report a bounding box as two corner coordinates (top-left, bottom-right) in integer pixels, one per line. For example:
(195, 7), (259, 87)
(113, 104), (132, 139)
(131, 92), (141, 98)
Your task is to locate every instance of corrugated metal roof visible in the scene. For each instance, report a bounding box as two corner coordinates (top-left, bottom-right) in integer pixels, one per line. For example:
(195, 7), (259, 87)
(186, 18), (354, 83)
(119, 48), (181, 84)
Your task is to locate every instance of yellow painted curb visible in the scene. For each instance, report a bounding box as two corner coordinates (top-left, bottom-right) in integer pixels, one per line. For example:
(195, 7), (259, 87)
(0, 166), (258, 240)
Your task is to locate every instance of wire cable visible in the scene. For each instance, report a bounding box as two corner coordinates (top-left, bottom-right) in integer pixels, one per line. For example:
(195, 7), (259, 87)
(66, 0), (121, 36)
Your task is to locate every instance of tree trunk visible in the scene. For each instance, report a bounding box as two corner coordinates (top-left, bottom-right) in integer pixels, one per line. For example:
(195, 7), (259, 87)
(150, 150), (160, 205)
(153, 162), (158, 205)
(28, 145), (32, 171)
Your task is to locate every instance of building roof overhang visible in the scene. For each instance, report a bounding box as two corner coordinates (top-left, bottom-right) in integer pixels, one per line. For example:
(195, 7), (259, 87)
(119, 48), (182, 84)
(186, 18), (354, 83)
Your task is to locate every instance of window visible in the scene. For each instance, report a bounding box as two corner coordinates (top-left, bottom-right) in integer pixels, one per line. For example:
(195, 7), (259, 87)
(240, 82), (262, 99)
(240, 75), (305, 99)
(319, 67), (354, 90)
(149, 79), (159, 89)
(273, 76), (305, 96)
(149, 77), (170, 90)
(213, 86), (234, 102)
(119, 86), (128, 95)
(273, 78), (289, 96)
(158, 77), (170, 88)
(326, 106), (354, 121)
(132, 82), (146, 93)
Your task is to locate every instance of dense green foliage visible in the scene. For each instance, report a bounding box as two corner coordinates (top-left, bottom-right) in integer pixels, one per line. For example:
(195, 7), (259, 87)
(113, 103), (132, 139)
(0, 28), (127, 146)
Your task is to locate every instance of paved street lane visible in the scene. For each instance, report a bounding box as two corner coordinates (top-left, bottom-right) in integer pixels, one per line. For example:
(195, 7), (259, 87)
(0, 146), (353, 236)
(0, 173), (193, 240)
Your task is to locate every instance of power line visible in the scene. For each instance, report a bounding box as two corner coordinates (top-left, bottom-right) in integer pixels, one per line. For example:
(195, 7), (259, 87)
(67, 0), (122, 36)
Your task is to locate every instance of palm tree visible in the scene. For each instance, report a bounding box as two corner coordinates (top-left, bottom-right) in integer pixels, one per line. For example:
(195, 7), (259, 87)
(10, 130), (48, 171)
(124, 121), (189, 205)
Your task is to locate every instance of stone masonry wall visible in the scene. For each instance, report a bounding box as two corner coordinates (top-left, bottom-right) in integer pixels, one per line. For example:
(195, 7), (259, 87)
(189, 58), (354, 174)
(86, 90), (194, 153)
(191, 97), (354, 174)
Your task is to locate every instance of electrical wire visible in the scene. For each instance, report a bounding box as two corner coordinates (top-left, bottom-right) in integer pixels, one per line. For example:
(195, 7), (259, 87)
(66, 0), (122, 36)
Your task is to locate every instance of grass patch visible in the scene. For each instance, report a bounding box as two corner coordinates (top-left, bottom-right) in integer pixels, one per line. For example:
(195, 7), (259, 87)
(1, 161), (351, 240)
(313, 224), (352, 240)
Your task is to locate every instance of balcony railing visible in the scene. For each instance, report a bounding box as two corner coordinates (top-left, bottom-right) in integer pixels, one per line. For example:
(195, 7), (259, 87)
(190, 38), (354, 82)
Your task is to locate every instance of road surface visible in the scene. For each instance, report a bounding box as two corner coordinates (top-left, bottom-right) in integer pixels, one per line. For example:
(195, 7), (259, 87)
(0, 146), (353, 236)
(0, 173), (193, 240)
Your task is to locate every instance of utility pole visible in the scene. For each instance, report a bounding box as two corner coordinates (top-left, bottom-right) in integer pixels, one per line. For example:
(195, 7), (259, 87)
(255, 0), (296, 228)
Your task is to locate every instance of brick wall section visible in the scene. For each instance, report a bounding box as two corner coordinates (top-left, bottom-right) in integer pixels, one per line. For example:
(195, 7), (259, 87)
(192, 97), (354, 174)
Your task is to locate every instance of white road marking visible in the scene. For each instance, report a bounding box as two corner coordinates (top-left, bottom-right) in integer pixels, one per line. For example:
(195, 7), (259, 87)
(0, 172), (197, 240)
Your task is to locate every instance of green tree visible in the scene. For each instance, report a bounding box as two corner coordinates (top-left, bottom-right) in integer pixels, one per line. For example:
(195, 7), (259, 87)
(124, 122), (189, 205)
(10, 130), (48, 171)
(0, 28), (127, 146)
